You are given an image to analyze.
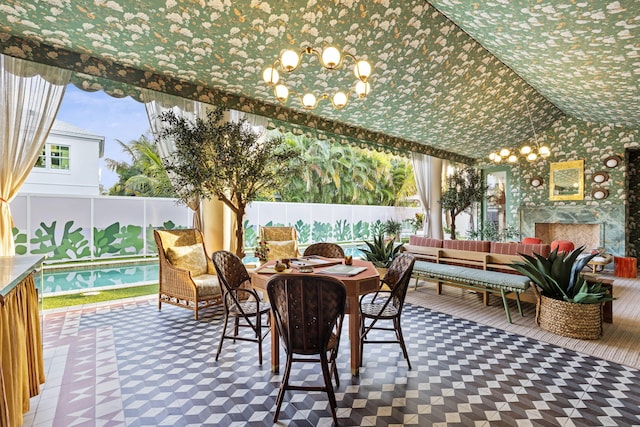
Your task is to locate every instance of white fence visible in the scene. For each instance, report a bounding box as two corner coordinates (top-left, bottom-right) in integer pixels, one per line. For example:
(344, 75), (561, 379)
(10, 194), (420, 263)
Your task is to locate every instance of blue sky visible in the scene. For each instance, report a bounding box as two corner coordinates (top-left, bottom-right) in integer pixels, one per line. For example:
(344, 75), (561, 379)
(56, 84), (150, 190)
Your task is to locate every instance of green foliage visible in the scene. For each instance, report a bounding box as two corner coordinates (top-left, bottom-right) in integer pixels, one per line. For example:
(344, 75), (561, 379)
(371, 219), (385, 237)
(116, 225), (144, 255)
(334, 219), (352, 242)
(244, 220), (257, 248)
(409, 213), (425, 233)
(12, 228), (27, 255)
(440, 166), (486, 240)
(159, 107), (304, 256)
(468, 223), (520, 242)
(383, 219), (402, 240)
(361, 233), (404, 268)
(30, 221), (91, 260)
(510, 246), (614, 304)
(312, 221), (332, 242)
(277, 133), (415, 206)
(106, 134), (176, 197)
(294, 220), (311, 244)
(93, 223), (121, 257)
(352, 221), (370, 240)
(147, 221), (178, 254)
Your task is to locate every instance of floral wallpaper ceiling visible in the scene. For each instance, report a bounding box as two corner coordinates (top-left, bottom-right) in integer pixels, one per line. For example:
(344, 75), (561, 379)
(0, 0), (636, 161)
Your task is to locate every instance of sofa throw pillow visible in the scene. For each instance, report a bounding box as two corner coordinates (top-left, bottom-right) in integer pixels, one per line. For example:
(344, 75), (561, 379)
(166, 244), (208, 276)
(267, 240), (297, 260)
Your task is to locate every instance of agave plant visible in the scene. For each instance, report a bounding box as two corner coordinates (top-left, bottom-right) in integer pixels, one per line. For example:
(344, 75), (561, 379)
(361, 233), (404, 268)
(510, 246), (613, 304)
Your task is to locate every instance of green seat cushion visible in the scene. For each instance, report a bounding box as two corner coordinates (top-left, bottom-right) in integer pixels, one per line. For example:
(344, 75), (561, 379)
(413, 261), (530, 292)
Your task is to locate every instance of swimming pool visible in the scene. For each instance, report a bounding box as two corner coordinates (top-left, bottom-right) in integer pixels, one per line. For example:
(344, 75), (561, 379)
(38, 260), (159, 296)
(37, 246), (366, 296)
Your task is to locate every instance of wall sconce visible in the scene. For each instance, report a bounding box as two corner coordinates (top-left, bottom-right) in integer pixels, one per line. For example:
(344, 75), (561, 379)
(603, 155), (622, 168)
(592, 171), (609, 184)
(591, 188), (609, 200)
(530, 176), (544, 188)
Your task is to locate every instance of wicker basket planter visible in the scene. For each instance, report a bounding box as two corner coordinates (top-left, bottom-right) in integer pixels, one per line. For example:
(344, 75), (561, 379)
(535, 295), (603, 340)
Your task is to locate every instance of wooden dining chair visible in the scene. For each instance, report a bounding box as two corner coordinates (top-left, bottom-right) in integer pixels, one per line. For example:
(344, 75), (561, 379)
(303, 242), (345, 258)
(211, 250), (271, 364)
(359, 253), (415, 369)
(267, 274), (346, 425)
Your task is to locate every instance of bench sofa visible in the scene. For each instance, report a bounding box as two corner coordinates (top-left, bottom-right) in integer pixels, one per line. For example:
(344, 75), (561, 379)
(404, 237), (549, 323)
(404, 236), (613, 324)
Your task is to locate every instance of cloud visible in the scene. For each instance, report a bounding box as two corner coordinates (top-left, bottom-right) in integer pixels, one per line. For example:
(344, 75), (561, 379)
(57, 85), (151, 189)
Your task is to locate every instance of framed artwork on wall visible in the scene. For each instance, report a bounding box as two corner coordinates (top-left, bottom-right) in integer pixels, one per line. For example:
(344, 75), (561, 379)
(549, 160), (584, 201)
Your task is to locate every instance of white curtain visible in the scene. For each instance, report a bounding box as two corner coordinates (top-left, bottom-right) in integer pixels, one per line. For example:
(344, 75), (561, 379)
(0, 55), (71, 256)
(411, 152), (443, 239)
(142, 89), (205, 230)
(411, 152), (430, 235)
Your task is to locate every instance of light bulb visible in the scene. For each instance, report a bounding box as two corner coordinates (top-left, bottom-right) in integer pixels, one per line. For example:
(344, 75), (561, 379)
(527, 152), (538, 162)
(499, 148), (510, 157)
(262, 67), (279, 85)
(302, 93), (317, 109)
(332, 91), (348, 108)
(353, 60), (371, 81)
(508, 154), (518, 163)
(274, 84), (289, 102)
(355, 81), (371, 98)
(280, 49), (299, 71)
(494, 155), (502, 163)
(321, 46), (341, 68)
(488, 152), (496, 161)
(520, 145), (532, 155)
(539, 146), (551, 157)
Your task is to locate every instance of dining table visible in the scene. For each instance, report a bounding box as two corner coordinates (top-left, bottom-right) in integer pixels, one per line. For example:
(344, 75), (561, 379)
(250, 257), (380, 376)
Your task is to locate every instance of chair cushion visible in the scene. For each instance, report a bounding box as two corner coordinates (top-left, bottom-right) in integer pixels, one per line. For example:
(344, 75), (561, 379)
(166, 243), (208, 276)
(191, 274), (221, 297)
(267, 240), (297, 260)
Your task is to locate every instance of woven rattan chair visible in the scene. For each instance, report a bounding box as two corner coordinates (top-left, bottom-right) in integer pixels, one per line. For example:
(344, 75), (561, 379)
(153, 228), (222, 320)
(359, 253), (415, 369)
(267, 274), (346, 425)
(303, 242), (345, 258)
(259, 226), (300, 260)
(211, 250), (271, 364)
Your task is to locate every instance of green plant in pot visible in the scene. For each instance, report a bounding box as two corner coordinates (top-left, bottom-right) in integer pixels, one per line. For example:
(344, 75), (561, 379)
(510, 246), (614, 340)
(361, 233), (404, 275)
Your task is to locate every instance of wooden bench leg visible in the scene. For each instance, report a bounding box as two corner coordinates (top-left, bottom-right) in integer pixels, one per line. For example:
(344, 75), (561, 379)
(500, 289), (513, 324)
(436, 281), (442, 295)
(482, 291), (490, 306)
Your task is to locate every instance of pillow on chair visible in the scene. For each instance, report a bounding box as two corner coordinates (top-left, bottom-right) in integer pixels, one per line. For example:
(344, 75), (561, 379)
(166, 244), (208, 276)
(267, 240), (297, 260)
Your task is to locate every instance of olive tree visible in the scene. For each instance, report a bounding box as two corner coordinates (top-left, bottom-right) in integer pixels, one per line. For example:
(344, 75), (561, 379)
(159, 107), (303, 257)
(439, 166), (486, 240)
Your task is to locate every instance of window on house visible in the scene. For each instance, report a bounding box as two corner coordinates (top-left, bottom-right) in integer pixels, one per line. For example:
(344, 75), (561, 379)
(34, 144), (70, 170)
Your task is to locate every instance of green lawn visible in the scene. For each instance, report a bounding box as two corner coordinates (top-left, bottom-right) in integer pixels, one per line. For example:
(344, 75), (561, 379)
(42, 284), (158, 310)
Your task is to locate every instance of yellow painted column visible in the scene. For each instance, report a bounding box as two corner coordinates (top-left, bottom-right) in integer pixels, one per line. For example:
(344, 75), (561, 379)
(201, 198), (226, 255)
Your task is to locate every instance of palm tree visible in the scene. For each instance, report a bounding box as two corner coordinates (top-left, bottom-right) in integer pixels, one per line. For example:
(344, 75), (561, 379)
(106, 135), (176, 197)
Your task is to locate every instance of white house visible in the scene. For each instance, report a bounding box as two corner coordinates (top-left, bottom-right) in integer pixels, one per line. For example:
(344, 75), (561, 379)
(19, 120), (105, 196)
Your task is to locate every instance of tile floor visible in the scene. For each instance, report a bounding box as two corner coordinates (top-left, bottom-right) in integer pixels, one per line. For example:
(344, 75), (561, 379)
(24, 296), (640, 426)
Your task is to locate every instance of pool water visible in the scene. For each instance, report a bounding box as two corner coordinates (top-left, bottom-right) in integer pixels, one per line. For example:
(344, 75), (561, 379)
(37, 246), (366, 296)
(37, 261), (159, 296)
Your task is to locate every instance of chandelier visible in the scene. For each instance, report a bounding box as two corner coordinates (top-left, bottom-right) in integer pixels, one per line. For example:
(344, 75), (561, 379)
(489, 102), (551, 163)
(261, 46), (372, 110)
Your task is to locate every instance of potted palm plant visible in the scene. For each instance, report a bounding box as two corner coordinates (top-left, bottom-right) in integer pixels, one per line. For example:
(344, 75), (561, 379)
(361, 233), (404, 276)
(510, 246), (614, 339)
